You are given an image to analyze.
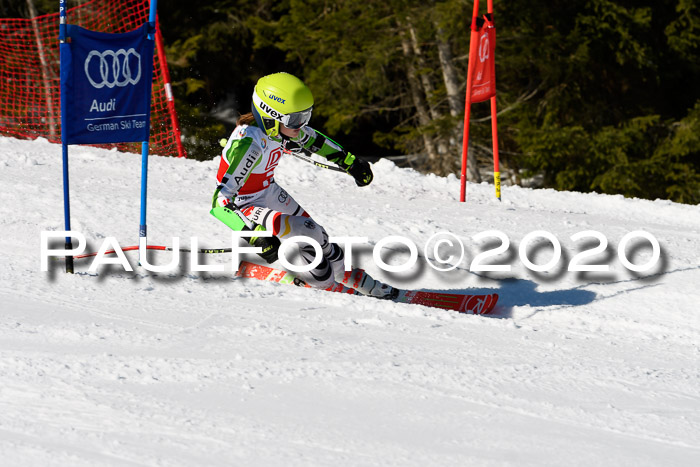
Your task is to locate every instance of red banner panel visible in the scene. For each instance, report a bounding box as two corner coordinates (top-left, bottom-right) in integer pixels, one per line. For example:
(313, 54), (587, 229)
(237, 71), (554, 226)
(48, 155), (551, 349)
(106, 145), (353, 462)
(470, 16), (496, 103)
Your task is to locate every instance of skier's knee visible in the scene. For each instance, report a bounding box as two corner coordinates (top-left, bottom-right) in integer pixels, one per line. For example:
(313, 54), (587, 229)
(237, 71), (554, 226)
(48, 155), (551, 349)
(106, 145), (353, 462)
(297, 248), (335, 289)
(287, 217), (326, 247)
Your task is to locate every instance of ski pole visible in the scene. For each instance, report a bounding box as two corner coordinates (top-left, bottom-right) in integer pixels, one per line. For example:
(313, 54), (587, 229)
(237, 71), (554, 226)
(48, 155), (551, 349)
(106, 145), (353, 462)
(283, 149), (345, 173)
(62, 245), (233, 261)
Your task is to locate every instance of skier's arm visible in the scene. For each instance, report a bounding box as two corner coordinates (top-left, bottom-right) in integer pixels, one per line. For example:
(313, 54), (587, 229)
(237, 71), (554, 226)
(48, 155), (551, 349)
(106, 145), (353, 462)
(211, 136), (281, 264)
(211, 135), (264, 208)
(288, 127), (373, 186)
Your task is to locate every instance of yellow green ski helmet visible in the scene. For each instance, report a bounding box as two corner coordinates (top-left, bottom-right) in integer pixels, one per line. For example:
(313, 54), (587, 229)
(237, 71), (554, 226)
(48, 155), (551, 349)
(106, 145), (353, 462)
(251, 72), (314, 137)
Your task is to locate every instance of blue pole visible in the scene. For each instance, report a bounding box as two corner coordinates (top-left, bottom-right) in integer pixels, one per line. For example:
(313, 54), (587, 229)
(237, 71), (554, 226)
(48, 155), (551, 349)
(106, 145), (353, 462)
(59, 0), (73, 273)
(149, 0), (158, 34)
(139, 143), (148, 240)
(139, 0), (158, 244)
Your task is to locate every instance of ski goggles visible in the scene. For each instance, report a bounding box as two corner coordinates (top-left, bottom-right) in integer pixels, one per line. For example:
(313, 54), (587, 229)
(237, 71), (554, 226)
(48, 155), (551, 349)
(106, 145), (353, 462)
(253, 91), (313, 129)
(282, 107), (313, 129)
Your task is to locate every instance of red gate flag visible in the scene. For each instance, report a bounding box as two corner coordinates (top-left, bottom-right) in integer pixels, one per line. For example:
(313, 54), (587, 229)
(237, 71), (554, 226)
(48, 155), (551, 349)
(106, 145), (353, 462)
(470, 14), (496, 103)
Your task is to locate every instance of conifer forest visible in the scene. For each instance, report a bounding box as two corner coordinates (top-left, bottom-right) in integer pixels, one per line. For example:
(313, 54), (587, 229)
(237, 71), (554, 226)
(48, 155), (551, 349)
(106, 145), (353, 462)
(6, 0), (700, 203)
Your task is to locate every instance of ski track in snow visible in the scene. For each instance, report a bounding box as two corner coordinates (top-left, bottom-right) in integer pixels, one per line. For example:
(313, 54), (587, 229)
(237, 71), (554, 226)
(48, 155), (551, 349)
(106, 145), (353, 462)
(1, 136), (699, 466)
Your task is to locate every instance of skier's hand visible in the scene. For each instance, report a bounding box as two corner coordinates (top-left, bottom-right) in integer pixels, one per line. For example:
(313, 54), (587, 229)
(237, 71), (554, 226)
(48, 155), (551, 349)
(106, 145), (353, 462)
(248, 224), (280, 264)
(347, 158), (373, 187)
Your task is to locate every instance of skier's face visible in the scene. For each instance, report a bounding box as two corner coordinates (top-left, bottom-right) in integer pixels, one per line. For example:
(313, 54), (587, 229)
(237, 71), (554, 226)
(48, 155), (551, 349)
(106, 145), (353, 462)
(280, 124), (301, 138)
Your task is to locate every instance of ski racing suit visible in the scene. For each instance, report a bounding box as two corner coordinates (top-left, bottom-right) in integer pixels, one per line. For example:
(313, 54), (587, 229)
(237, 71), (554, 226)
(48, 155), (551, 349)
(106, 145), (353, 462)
(212, 122), (389, 295)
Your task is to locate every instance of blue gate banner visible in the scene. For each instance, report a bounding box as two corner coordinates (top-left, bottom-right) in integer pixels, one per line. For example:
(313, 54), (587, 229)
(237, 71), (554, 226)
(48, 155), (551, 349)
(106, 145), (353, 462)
(60, 23), (155, 145)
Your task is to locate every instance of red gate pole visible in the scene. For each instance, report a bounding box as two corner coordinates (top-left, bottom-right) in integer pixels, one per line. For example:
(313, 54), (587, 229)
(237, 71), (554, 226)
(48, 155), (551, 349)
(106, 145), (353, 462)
(155, 15), (186, 158)
(459, 0), (481, 202)
(488, 0), (501, 201)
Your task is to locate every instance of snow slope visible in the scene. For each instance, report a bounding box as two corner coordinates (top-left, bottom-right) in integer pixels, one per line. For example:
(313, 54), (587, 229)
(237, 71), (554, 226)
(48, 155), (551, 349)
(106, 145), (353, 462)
(1, 136), (699, 466)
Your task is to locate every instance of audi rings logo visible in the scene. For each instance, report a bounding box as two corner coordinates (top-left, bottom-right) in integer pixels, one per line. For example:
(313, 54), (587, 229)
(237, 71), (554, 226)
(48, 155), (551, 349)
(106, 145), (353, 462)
(84, 48), (142, 89)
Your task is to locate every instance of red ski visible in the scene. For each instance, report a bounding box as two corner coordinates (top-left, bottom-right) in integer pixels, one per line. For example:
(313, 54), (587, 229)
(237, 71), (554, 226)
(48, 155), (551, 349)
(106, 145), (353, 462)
(236, 261), (498, 315)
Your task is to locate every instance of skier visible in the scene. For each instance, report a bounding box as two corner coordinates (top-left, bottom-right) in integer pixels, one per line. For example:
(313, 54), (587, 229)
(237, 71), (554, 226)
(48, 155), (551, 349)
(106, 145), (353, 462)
(211, 72), (398, 299)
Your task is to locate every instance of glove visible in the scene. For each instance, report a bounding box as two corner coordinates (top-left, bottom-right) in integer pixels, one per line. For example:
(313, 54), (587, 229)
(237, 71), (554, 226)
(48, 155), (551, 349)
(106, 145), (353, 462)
(347, 158), (373, 187)
(248, 224), (280, 264)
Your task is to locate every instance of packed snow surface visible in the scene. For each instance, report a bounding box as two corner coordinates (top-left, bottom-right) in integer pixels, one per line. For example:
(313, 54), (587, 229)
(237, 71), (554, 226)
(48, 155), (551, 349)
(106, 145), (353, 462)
(1, 136), (699, 466)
